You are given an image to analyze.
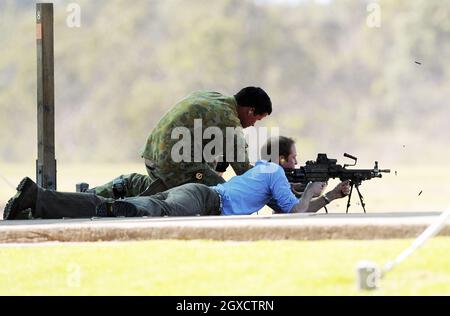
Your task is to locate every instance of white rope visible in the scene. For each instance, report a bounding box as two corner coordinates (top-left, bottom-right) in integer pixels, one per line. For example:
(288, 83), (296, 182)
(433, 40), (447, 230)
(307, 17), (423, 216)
(0, 172), (16, 190)
(382, 204), (450, 275)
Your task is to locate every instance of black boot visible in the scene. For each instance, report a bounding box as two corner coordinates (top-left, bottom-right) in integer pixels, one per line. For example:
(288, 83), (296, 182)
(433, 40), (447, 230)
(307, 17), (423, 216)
(95, 200), (138, 217)
(3, 177), (38, 220)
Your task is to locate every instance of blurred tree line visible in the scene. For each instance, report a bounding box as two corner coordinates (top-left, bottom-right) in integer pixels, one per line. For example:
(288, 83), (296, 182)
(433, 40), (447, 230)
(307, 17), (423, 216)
(0, 0), (449, 164)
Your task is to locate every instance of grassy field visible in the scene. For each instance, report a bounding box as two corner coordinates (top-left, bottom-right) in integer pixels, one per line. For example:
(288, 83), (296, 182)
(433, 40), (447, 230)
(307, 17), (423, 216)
(1, 162), (450, 215)
(0, 238), (449, 295)
(1, 163), (448, 296)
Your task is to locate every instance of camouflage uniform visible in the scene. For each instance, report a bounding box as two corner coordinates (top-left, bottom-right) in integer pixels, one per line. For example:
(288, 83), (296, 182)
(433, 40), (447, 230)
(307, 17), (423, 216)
(94, 91), (251, 198)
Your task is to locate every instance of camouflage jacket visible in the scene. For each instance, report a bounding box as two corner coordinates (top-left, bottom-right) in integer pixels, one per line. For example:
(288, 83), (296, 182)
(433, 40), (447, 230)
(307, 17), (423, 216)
(141, 91), (251, 187)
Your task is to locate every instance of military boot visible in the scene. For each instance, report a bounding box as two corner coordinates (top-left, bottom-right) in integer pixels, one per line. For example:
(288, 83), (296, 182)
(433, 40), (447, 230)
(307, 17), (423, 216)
(3, 177), (38, 220)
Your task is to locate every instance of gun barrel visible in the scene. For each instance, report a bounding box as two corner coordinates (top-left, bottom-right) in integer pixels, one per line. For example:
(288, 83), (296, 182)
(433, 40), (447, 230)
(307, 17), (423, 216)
(379, 169), (391, 173)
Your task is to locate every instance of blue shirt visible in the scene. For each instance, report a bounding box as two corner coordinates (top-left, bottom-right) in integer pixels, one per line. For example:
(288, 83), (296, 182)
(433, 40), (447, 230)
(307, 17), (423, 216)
(212, 160), (299, 215)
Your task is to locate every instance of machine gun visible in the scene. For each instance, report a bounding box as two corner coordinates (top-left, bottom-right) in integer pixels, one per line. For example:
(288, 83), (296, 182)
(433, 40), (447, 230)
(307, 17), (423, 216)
(284, 153), (390, 213)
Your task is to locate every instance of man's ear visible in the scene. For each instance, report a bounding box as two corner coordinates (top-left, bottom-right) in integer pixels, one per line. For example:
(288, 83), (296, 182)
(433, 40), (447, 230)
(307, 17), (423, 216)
(279, 156), (286, 165)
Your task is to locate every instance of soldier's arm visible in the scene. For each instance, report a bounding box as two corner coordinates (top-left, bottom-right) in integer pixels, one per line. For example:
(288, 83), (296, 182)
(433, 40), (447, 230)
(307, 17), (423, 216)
(219, 109), (252, 175)
(228, 130), (252, 175)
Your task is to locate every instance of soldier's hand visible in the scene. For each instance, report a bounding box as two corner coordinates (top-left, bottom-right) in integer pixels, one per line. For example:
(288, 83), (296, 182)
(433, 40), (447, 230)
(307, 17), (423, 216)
(327, 180), (351, 200)
(290, 183), (305, 197)
(215, 161), (230, 173)
(304, 181), (327, 197)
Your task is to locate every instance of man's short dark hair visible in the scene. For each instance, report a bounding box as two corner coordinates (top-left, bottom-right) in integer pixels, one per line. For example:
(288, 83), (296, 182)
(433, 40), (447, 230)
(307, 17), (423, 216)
(261, 136), (295, 161)
(234, 87), (272, 115)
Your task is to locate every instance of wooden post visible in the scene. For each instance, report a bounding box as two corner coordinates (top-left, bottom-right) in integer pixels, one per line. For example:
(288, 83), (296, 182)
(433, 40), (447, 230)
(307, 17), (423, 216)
(36, 3), (57, 190)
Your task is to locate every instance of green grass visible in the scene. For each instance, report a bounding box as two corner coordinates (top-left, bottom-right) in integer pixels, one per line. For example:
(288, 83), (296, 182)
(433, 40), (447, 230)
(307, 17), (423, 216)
(0, 238), (449, 295)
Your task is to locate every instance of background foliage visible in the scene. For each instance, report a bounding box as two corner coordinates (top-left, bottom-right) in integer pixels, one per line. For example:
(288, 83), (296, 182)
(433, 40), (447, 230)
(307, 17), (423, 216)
(0, 0), (449, 166)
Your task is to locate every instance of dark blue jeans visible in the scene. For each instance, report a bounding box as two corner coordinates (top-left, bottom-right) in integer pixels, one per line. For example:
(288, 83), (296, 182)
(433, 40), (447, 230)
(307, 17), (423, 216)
(35, 183), (221, 219)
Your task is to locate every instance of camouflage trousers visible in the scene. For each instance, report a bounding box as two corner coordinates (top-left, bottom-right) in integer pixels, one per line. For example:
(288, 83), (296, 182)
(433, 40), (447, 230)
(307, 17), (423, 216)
(93, 162), (225, 199)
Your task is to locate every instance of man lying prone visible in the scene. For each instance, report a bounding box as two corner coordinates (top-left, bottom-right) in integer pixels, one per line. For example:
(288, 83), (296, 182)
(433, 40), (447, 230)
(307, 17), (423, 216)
(3, 136), (350, 220)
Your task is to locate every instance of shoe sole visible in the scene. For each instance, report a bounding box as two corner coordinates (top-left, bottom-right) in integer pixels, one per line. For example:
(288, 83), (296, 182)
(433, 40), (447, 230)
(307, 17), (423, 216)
(3, 197), (15, 220)
(3, 177), (35, 220)
(16, 177), (32, 192)
(3, 196), (28, 220)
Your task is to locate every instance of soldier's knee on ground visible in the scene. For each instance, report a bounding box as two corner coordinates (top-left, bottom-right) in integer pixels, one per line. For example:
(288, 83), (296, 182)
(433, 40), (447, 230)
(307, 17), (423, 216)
(93, 174), (131, 199)
(93, 173), (153, 199)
